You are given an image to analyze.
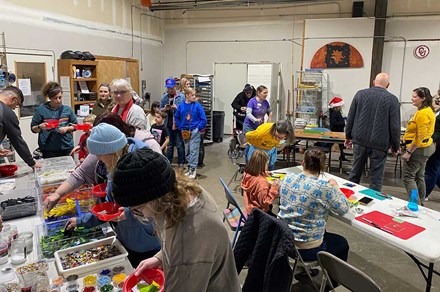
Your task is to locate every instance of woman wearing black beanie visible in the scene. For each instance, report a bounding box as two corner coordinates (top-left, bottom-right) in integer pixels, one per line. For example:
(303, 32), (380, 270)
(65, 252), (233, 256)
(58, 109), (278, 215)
(112, 148), (240, 292)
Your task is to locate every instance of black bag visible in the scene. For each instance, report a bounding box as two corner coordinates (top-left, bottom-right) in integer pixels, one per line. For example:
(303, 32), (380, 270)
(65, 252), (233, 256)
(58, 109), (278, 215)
(82, 51), (96, 60)
(60, 50), (80, 60)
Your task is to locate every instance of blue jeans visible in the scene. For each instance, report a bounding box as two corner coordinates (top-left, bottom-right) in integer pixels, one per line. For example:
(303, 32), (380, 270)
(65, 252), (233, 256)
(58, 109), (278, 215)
(425, 143), (440, 197)
(184, 129), (201, 170)
(246, 145), (277, 171)
(167, 128), (185, 165)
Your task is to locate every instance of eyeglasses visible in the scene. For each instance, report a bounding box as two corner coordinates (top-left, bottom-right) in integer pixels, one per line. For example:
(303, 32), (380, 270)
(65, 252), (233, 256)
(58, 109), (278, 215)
(113, 90), (129, 96)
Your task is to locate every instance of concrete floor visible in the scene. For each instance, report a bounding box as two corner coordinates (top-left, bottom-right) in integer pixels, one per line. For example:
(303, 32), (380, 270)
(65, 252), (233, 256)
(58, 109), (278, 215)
(185, 136), (440, 292)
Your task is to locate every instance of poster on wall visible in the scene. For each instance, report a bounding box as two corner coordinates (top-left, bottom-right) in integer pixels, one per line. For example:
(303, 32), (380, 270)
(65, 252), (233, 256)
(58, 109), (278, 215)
(310, 42), (363, 69)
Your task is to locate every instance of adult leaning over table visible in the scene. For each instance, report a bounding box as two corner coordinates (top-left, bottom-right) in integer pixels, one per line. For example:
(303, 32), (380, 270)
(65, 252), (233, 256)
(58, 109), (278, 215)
(112, 148), (241, 292)
(245, 120), (294, 171)
(43, 112), (162, 212)
(64, 123), (160, 267)
(111, 78), (149, 130)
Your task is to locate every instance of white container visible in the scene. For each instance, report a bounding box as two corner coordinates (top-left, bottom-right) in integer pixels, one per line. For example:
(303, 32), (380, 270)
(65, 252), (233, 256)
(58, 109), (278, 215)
(17, 232), (33, 254)
(54, 236), (128, 278)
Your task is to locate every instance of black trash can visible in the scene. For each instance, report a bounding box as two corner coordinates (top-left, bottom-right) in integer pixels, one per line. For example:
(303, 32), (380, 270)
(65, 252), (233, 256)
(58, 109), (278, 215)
(213, 111), (225, 143)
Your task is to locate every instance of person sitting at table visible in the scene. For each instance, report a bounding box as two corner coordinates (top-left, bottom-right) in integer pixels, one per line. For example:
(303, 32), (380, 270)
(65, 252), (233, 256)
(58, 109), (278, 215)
(64, 123), (161, 267)
(329, 96), (349, 162)
(278, 147), (350, 286)
(245, 120), (294, 171)
(241, 149), (280, 216)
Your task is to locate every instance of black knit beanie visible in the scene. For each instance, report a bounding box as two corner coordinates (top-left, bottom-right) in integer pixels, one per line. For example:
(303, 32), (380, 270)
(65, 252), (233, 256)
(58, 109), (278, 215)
(112, 148), (176, 207)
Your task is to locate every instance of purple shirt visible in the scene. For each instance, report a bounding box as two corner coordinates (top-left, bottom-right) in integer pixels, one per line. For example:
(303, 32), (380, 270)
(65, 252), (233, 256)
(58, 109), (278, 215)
(244, 97), (271, 131)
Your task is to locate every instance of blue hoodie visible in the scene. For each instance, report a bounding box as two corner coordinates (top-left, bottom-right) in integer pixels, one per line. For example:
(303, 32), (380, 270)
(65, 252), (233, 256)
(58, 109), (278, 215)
(76, 137), (161, 253)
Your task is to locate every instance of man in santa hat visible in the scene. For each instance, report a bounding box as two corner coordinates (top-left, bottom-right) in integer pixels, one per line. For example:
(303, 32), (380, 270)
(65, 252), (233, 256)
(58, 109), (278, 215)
(329, 96), (349, 161)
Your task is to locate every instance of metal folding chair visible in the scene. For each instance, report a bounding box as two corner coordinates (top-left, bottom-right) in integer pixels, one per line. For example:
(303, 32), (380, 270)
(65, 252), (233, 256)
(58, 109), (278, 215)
(317, 251), (382, 292)
(227, 132), (247, 186)
(219, 178), (247, 248)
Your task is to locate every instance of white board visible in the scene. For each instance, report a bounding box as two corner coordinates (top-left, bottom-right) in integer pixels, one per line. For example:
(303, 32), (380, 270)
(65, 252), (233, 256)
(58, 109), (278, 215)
(214, 63), (247, 135)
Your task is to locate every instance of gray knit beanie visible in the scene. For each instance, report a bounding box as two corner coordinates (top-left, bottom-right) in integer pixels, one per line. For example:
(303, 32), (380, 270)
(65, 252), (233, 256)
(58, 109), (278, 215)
(112, 148), (176, 207)
(87, 123), (127, 155)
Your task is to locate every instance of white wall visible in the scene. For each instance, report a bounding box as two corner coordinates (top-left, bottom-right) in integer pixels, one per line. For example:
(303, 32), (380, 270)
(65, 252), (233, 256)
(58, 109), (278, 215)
(384, 16), (440, 123)
(0, 2), (164, 163)
(163, 21), (295, 116)
(302, 18), (375, 111)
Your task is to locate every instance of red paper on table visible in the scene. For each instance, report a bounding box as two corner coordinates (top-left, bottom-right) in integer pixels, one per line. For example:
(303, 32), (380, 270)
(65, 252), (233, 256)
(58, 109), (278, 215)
(355, 210), (425, 240)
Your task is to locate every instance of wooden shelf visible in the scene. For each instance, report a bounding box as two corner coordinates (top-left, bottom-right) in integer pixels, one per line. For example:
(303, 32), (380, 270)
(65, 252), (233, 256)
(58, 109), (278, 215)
(73, 100), (96, 105)
(73, 78), (97, 82)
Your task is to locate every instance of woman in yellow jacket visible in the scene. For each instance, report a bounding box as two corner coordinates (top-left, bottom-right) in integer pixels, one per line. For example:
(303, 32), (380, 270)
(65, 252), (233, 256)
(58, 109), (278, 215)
(402, 87), (436, 203)
(245, 120), (293, 170)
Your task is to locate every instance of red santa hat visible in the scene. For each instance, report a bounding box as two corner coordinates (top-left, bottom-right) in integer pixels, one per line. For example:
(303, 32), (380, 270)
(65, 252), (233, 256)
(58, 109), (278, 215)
(329, 97), (344, 108)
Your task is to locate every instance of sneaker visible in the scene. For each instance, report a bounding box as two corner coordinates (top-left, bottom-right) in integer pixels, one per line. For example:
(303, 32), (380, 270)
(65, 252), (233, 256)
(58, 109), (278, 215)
(184, 169), (191, 176)
(424, 197), (429, 201)
(189, 169), (197, 179)
(197, 163), (205, 169)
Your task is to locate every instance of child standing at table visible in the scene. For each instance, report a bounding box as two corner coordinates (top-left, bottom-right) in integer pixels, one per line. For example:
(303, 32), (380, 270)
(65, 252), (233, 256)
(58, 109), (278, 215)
(70, 114), (96, 163)
(150, 110), (170, 155)
(241, 149), (280, 216)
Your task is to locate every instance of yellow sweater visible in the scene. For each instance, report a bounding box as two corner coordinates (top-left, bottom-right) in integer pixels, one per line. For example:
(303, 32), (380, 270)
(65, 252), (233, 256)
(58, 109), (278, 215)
(403, 107), (435, 148)
(246, 123), (279, 150)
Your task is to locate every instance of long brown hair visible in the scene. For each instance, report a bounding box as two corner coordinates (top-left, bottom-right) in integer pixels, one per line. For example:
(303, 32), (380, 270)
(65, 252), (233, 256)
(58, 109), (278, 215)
(245, 149), (269, 176)
(149, 172), (202, 229)
(414, 87), (434, 112)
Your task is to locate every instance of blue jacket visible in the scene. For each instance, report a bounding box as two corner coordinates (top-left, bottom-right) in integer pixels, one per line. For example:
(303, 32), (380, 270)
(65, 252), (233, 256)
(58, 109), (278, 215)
(174, 101), (207, 131)
(31, 103), (77, 151)
(76, 137), (161, 253)
(160, 92), (185, 128)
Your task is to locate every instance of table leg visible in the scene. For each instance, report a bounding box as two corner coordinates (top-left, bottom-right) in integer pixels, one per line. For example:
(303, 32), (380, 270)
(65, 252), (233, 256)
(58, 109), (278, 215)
(426, 263), (434, 292)
(406, 253), (439, 292)
(328, 150), (332, 172)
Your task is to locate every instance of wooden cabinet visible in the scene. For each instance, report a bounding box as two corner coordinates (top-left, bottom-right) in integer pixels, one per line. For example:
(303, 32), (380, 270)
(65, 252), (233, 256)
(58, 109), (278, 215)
(95, 56), (140, 94)
(57, 57), (140, 114)
(57, 59), (98, 113)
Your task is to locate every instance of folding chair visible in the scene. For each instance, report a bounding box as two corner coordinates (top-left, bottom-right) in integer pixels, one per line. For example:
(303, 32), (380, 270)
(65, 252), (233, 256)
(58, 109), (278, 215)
(317, 251), (382, 292)
(227, 132), (247, 186)
(219, 178), (247, 248)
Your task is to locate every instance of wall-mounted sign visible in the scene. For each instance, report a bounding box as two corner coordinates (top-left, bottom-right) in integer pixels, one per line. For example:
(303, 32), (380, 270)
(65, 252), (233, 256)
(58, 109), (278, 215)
(413, 45), (430, 59)
(310, 42), (363, 69)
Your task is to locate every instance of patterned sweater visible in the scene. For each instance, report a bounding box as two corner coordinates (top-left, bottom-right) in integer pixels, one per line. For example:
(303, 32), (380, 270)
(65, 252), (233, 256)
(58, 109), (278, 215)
(345, 86), (401, 152)
(278, 172), (349, 249)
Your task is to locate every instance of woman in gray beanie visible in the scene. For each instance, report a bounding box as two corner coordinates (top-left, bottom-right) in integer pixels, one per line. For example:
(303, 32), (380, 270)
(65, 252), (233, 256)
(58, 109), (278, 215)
(65, 123), (161, 267)
(112, 148), (240, 292)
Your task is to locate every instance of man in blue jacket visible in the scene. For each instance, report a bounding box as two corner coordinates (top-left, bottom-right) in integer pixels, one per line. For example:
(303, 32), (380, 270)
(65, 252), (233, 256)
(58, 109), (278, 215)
(160, 78), (185, 167)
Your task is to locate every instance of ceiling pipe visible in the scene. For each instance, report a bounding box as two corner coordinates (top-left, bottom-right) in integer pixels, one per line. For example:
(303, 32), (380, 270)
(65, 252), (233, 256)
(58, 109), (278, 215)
(149, 0), (336, 12)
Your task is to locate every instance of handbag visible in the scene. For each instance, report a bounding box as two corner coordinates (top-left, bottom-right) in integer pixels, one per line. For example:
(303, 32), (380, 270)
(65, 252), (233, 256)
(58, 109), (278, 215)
(181, 130), (191, 141)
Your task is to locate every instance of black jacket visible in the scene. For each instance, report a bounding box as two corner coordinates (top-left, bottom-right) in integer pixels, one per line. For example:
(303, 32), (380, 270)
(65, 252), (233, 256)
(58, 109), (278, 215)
(231, 90), (256, 119)
(234, 209), (297, 292)
(329, 108), (345, 132)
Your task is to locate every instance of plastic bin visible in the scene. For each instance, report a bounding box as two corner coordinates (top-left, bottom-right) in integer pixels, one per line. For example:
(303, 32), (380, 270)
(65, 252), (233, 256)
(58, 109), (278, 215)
(37, 219), (112, 260)
(213, 111), (225, 143)
(0, 187), (39, 220)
